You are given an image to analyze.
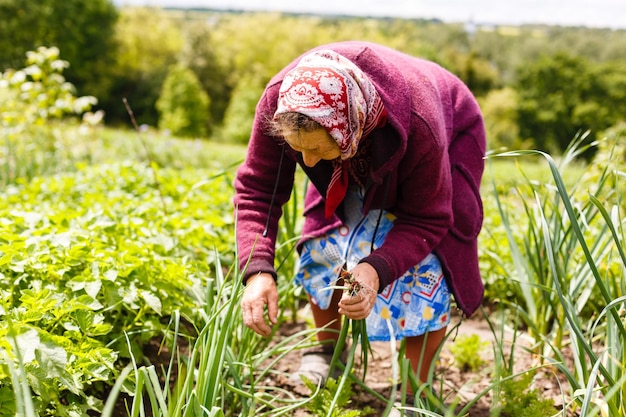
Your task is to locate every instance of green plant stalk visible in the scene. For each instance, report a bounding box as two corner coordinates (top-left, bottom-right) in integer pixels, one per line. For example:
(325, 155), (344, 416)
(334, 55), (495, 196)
(225, 381), (318, 417)
(7, 331), (37, 417)
(158, 252), (244, 416)
(489, 137), (618, 359)
(130, 366), (146, 417)
(578, 351), (607, 417)
(492, 145), (624, 412)
(381, 319), (398, 417)
(273, 176), (307, 322)
(200, 279), (241, 411)
(326, 317), (361, 417)
(102, 365), (133, 417)
(511, 150), (625, 333)
(489, 164), (540, 339)
(524, 149), (624, 414)
(328, 314), (351, 381)
(251, 326), (334, 384)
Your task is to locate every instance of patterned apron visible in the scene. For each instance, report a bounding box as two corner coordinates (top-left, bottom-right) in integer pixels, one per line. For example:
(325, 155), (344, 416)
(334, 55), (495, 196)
(296, 187), (451, 341)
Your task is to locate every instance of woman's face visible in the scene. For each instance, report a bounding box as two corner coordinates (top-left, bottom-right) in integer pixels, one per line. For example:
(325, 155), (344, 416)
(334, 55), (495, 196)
(283, 128), (341, 167)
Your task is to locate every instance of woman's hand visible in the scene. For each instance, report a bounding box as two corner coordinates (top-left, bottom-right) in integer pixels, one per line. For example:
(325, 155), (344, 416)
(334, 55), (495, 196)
(241, 272), (279, 337)
(337, 262), (380, 320)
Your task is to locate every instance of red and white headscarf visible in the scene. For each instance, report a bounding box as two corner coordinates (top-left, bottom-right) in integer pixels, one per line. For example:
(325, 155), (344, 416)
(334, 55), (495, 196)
(275, 50), (386, 218)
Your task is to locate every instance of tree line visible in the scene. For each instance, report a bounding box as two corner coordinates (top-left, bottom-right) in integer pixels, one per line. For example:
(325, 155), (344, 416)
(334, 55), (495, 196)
(1, 0), (625, 154)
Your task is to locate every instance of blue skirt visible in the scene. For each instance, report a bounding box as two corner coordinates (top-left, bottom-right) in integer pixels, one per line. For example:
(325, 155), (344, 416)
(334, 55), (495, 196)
(296, 187), (451, 341)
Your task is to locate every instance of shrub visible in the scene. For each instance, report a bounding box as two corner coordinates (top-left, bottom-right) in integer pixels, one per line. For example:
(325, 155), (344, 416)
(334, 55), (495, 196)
(156, 64), (210, 138)
(218, 75), (265, 144)
(498, 371), (556, 417)
(0, 46), (100, 186)
(449, 334), (489, 372)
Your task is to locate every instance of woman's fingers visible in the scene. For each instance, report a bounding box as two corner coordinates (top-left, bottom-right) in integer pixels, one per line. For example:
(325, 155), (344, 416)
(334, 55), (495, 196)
(243, 298), (272, 336)
(241, 273), (279, 337)
(338, 286), (376, 319)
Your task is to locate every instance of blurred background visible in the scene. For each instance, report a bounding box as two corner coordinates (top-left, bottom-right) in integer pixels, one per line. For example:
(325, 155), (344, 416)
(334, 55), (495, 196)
(2, 0), (625, 154)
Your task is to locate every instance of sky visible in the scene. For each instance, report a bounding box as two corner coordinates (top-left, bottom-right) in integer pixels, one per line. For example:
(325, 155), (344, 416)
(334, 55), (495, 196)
(113, 0), (626, 29)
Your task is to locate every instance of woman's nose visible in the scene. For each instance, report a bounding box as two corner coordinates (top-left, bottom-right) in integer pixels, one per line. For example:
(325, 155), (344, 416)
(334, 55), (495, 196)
(301, 151), (321, 167)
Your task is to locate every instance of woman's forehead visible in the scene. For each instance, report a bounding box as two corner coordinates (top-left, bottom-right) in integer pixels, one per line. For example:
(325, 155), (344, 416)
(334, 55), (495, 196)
(284, 128), (335, 149)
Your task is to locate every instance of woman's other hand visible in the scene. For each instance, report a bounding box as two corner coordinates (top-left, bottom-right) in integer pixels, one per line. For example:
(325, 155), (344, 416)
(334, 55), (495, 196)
(241, 272), (279, 337)
(337, 262), (380, 320)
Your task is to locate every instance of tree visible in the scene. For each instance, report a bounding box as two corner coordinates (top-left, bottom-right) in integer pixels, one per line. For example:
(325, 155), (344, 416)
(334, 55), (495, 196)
(516, 53), (594, 153)
(106, 7), (184, 125)
(0, 0), (118, 102)
(179, 21), (232, 134)
(478, 87), (521, 150)
(219, 75), (265, 144)
(156, 65), (210, 138)
(516, 53), (625, 155)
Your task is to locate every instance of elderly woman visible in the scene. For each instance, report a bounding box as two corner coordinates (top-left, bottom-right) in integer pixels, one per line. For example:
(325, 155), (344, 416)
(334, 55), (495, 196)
(233, 41), (486, 391)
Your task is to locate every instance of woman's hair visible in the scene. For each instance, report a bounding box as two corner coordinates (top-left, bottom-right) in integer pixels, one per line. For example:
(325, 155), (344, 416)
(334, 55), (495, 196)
(267, 112), (323, 138)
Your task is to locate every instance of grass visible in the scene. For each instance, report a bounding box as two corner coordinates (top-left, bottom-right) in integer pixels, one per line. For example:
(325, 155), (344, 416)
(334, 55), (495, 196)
(0, 124), (247, 188)
(484, 135), (625, 416)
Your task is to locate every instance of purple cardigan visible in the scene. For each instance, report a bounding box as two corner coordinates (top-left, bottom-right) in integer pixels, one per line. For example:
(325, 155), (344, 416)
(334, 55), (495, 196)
(233, 41), (486, 317)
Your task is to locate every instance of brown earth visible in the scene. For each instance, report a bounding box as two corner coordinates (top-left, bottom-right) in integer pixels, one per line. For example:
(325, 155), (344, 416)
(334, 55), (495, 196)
(266, 307), (575, 417)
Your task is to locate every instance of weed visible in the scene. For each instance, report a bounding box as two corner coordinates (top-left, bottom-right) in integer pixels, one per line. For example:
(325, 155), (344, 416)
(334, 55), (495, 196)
(496, 371), (556, 417)
(303, 376), (375, 417)
(449, 334), (489, 372)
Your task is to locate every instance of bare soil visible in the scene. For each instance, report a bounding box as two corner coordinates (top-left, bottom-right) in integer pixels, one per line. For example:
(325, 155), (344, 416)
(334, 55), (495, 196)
(266, 307), (574, 417)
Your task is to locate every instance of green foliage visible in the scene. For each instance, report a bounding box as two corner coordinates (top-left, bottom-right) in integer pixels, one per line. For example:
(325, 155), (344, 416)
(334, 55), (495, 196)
(439, 49), (500, 96)
(0, 46), (100, 186)
(156, 64), (210, 138)
(179, 21), (233, 130)
(4, 4), (626, 150)
(2, 14), (626, 414)
(0, 123), (623, 416)
(515, 53), (625, 155)
(486, 135), (625, 350)
(497, 371), (556, 417)
(107, 7), (184, 124)
(478, 87), (522, 150)
(0, 46), (96, 123)
(126, 267), (246, 417)
(0, 162), (235, 415)
(485, 138), (626, 416)
(0, 0), (118, 101)
(303, 376), (375, 417)
(448, 334), (488, 372)
(218, 75), (265, 143)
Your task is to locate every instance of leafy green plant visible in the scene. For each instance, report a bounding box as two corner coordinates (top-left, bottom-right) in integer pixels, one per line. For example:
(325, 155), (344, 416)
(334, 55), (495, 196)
(0, 162), (237, 415)
(487, 133), (620, 353)
(112, 254), (331, 417)
(497, 371), (556, 417)
(1, 55), (624, 417)
(0, 46), (100, 186)
(448, 334), (489, 372)
(302, 376), (375, 417)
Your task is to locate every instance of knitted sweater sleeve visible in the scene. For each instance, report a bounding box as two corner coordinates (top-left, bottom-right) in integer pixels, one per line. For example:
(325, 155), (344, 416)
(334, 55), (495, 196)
(233, 88), (297, 283)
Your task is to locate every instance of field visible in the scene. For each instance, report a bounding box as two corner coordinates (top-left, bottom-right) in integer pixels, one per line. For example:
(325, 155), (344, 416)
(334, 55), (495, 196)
(1, 113), (625, 417)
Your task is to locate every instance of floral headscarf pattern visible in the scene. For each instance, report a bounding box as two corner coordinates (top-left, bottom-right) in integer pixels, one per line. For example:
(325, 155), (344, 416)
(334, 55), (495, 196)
(275, 50), (386, 218)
